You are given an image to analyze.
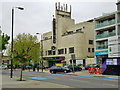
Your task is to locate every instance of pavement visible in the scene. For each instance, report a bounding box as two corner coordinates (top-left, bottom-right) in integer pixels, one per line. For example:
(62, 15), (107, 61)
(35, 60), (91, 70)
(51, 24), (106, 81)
(1, 69), (120, 88)
(1, 72), (71, 88)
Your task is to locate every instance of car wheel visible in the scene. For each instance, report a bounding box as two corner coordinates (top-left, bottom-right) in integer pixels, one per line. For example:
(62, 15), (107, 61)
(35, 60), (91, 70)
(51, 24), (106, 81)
(51, 71), (56, 74)
(79, 69), (82, 71)
(70, 69), (73, 72)
(64, 70), (67, 73)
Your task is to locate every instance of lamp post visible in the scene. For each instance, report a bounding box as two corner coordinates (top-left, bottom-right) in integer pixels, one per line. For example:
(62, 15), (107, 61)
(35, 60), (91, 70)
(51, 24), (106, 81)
(11, 7), (24, 78)
(36, 33), (43, 72)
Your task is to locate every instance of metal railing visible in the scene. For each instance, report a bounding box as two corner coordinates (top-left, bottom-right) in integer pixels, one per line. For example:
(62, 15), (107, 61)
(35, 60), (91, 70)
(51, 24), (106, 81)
(95, 19), (115, 29)
(96, 45), (108, 50)
(96, 32), (116, 39)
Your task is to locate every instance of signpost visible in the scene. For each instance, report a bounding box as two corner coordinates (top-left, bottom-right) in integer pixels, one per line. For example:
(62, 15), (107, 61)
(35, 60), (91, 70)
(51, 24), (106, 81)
(71, 54), (75, 73)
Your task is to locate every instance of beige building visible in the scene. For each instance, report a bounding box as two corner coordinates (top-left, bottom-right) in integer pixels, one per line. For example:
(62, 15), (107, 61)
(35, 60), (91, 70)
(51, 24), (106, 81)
(42, 3), (95, 67)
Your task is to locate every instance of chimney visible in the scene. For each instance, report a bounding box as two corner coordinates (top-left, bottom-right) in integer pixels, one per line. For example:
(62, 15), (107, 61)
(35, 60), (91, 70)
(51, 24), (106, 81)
(55, 2), (57, 10)
(70, 5), (72, 13)
(58, 2), (60, 10)
(66, 4), (67, 12)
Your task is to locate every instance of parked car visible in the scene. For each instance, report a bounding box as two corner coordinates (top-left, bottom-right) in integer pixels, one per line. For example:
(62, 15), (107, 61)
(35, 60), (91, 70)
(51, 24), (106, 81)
(49, 66), (71, 74)
(64, 65), (82, 71)
(85, 64), (100, 70)
(0, 65), (7, 69)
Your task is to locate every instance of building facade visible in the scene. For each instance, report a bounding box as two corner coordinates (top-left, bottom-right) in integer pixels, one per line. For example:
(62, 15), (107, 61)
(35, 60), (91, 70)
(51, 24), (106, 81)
(42, 3), (95, 67)
(94, 1), (120, 75)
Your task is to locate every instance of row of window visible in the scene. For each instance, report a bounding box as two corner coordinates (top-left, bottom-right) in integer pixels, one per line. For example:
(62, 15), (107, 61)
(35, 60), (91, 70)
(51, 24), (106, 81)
(46, 47), (74, 56)
(46, 47), (94, 56)
(63, 28), (84, 36)
(88, 48), (94, 52)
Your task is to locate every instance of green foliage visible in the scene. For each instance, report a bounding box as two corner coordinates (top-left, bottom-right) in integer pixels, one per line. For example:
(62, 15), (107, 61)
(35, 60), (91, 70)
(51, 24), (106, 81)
(0, 30), (10, 51)
(34, 62), (39, 67)
(7, 33), (40, 65)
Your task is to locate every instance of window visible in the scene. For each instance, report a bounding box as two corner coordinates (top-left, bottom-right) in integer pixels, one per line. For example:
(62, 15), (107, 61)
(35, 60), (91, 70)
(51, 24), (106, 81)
(92, 48), (94, 52)
(69, 47), (74, 53)
(46, 51), (47, 56)
(48, 50), (52, 55)
(89, 40), (93, 44)
(65, 48), (67, 54)
(76, 29), (82, 32)
(67, 31), (73, 34)
(58, 49), (64, 54)
(53, 51), (56, 55)
(88, 48), (90, 52)
(45, 37), (48, 40)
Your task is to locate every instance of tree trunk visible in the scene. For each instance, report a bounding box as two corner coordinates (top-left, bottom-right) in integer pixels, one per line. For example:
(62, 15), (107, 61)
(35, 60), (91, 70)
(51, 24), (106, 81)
(20, 65), (23, 81)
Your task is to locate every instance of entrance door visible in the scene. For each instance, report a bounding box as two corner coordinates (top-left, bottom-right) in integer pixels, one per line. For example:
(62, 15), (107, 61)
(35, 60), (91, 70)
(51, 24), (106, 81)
(83, 59), (85, 67)
(49, 61), (61, 67)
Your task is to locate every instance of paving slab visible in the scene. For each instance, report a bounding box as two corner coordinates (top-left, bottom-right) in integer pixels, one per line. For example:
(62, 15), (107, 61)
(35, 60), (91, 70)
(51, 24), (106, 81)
(1, 74), (71, 88)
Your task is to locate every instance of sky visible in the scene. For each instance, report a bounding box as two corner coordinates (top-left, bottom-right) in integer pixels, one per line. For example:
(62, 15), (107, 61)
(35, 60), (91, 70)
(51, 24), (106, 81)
(0, 0), (118, 41)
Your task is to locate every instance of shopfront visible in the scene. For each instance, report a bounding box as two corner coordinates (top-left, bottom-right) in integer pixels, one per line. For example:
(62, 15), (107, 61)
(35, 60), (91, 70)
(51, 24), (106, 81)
(95, 50), (108, 66)
(43, 56), (65, 68)
(95, 50), (120, 75)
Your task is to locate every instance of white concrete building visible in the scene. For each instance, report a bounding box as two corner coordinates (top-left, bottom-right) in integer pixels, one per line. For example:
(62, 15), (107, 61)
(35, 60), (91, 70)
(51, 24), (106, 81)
(42, 3), (95, 67)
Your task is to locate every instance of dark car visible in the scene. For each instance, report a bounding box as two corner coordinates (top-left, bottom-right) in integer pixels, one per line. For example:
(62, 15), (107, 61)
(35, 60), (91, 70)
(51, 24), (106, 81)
(64, 65), (82, 71)
(49, 66), (71, 74)
(85, 64), (100, 70)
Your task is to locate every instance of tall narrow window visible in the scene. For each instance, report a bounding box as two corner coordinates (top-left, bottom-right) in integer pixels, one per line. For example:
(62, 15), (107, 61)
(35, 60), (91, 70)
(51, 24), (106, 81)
(92, 48), (94, 52)
(53, 51), (56, 55)
(46, 51), (47, 56)
(58, 49), (64, 55)
(69, 47), (74, 53)
(88, 48), (90, 52)
(48, 50), (52, 55)
(65, 48), (67, 54)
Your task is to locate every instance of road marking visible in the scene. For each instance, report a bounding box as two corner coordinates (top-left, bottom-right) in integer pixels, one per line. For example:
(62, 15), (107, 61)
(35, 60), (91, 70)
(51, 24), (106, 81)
(23, 71), (120, 81)
(26, 77), (48, 80)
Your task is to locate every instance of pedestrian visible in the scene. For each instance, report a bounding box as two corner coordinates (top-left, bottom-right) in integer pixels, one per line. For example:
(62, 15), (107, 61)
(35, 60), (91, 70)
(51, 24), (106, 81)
(37, 65), (40, 72)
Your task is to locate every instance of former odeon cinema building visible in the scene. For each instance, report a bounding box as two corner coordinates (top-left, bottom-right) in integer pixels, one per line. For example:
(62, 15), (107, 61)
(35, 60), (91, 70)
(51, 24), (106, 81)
(42, 3), (95, 68)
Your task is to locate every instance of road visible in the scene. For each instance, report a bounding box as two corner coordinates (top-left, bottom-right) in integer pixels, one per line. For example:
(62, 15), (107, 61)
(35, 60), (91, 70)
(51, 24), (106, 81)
(2, 69), (119, 88)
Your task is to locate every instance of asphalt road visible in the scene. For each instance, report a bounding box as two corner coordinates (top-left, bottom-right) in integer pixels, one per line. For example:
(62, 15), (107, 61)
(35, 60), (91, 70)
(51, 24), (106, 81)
(2, 69), (119, 88)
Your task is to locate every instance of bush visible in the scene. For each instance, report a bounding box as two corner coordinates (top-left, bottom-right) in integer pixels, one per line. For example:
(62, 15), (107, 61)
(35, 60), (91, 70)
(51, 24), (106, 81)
(34, 62), (39, 67)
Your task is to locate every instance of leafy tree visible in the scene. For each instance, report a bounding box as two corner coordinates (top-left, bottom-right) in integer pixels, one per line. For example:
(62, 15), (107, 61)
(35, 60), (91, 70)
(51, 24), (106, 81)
(0, 29), (10, 56)
(7, 33), (40, 81)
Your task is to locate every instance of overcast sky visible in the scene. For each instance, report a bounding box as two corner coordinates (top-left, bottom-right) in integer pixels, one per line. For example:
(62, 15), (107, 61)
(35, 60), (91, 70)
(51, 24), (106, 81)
(1, 0), (118, 41)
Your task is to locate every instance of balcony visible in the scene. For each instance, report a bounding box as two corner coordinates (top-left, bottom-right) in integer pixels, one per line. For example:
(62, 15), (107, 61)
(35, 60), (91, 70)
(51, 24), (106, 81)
(118, 19), (120, 23)
(96, 45), (108, 50)
(95, 19), (115, 29)
(119, 30), (120, 35)
(96, 32), (116, 39)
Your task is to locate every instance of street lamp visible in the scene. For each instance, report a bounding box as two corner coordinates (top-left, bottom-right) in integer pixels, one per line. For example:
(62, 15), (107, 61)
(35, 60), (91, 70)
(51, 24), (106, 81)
(11, 6), (24, 78)
(36, 33), (43, 72)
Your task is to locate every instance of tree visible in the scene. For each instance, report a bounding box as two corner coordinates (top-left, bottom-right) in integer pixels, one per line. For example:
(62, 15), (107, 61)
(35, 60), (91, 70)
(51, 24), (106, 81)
(7, 33), (40, 81)
(0, 29), (10, 56)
